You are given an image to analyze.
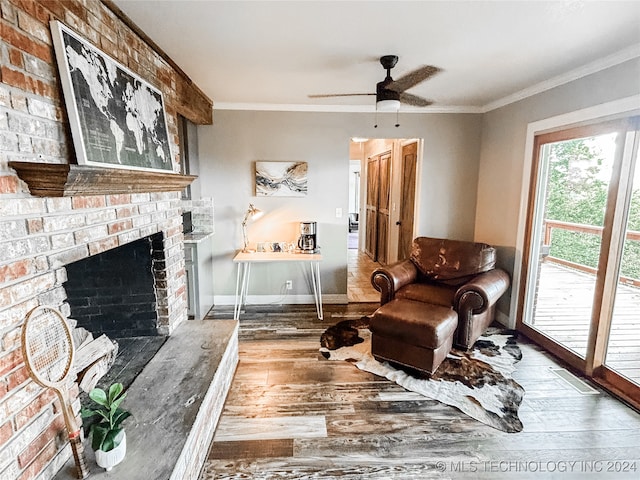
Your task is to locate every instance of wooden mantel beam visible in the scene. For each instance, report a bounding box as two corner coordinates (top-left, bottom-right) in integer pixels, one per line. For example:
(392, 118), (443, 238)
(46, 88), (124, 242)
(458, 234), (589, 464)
(9, 162), (197, 197)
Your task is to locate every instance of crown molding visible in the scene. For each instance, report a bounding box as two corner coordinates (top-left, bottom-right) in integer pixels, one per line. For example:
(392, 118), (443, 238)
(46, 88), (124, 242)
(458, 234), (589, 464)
(482, 43), (640, 113)
(213, 45), (640, 115)
(213, 102), (483, 114)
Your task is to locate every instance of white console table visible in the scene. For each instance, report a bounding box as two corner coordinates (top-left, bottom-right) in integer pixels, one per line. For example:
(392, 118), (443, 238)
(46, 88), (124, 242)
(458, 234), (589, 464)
(232, 251), (323, 320)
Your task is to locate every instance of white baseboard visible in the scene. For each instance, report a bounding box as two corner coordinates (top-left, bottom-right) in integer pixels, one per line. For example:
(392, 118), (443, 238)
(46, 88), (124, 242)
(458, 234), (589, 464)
(214, 294), (348, 306)
(494, 309), (514, 329)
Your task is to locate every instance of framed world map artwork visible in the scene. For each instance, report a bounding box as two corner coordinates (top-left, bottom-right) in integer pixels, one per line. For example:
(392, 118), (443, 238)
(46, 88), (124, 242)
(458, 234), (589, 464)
(50, 21), (174, 173)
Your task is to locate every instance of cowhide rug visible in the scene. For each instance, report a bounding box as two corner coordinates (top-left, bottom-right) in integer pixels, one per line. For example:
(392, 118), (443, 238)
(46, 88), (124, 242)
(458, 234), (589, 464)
(320, 317), (524, 433)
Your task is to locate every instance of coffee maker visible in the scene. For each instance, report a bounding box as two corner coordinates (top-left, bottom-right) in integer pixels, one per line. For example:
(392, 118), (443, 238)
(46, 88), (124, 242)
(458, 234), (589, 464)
(297, 221), (318, 253)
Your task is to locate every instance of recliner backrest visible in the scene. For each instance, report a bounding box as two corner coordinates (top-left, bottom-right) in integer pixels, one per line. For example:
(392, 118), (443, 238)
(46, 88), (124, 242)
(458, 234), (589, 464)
(410, 237), (496, 285)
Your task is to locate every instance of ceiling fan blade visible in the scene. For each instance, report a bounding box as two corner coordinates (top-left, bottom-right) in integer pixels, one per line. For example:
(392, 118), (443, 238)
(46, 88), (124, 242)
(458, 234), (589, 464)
(399, 92), (433, 107)
(388, 65), (442, 93)
(308, 93), (375, 98)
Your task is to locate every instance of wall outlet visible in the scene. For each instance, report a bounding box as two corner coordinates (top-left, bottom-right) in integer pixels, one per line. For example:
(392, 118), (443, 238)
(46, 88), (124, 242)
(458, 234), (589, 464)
(285, 280), (293, 290)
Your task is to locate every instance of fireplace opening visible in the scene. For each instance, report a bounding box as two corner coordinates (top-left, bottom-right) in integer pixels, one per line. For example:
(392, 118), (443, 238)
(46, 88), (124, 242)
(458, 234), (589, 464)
(65, 234), (161, 337)
(64, 232), (168, 390)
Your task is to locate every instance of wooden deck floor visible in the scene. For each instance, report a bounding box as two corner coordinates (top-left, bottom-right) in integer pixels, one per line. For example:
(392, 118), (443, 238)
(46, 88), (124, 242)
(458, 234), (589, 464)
(530, 262), (640, 385)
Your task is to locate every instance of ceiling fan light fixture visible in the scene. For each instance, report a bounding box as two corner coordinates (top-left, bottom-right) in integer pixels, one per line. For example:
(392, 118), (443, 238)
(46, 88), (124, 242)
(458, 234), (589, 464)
(309, 56), (439, 112)
(376, 78), (401, 112)
(376, 99), (401, 112)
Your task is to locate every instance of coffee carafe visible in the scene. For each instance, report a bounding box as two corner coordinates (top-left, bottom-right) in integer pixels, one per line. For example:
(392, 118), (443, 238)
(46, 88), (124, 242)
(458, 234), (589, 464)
(297, 221), (317, 253)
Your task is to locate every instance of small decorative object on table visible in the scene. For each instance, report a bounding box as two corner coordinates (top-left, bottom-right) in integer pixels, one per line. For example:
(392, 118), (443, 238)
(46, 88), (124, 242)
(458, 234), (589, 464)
(81, 382), (132, 471)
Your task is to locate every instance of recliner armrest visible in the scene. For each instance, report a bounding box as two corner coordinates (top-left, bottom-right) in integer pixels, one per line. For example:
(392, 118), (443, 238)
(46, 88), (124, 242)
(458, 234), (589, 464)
(453, 268), (510, 314)
(371, 260), (418, 305)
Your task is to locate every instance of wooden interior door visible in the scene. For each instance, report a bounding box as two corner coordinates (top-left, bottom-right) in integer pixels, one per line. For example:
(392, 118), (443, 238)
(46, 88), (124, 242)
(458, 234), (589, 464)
(364, 152), (391, 263)
(365, 155), (379, 259)
(397, 142), (417, 261)
(376, 152), (391, 264)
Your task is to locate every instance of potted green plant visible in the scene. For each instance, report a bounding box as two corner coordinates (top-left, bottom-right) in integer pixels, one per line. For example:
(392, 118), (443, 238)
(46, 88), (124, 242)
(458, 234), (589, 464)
(81, 382), (131, 471)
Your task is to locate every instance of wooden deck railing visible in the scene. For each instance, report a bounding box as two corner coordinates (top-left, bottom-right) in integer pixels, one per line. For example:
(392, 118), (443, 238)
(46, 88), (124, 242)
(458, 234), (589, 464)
(543, 219), (640, 286)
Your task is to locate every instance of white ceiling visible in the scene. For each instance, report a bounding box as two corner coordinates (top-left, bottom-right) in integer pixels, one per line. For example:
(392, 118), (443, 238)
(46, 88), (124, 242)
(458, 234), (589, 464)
(112, 0), (640, 113)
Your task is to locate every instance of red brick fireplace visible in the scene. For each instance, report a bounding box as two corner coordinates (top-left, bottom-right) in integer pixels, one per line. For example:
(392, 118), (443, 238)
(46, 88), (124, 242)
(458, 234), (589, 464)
(0, 1), (213, 478)
(0, 191), (188, 478)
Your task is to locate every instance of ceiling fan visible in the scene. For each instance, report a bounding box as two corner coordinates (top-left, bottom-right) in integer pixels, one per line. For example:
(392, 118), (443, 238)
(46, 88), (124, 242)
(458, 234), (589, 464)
(309, 55), (442, 111)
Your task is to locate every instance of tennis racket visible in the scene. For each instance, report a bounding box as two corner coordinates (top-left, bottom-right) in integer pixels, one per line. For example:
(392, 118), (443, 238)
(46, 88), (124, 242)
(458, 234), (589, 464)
(22, 306), (89, 479)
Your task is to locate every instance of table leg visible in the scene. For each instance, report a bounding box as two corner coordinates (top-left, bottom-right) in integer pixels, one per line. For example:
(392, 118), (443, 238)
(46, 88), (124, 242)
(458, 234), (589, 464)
(234, 262), (251, 320)
(240, 262), (251, 313)
(234, 262), (243, 320)
(315, 261), (323, 320)
(309, 261), (323, 320)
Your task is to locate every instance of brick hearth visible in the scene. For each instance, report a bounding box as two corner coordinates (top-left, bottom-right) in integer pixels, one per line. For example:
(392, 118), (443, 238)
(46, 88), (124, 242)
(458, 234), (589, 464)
(53, 319), (239, 480)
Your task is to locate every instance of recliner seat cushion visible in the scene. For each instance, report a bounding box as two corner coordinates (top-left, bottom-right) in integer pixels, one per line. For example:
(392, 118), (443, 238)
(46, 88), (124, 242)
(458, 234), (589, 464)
(410, 237), (496, 284)
(395, 282), (455, 308)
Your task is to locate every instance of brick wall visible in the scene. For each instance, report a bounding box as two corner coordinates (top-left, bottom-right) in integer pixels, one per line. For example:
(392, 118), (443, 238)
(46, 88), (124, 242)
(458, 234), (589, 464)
(0, 192), (188, 479)
(1, 0), (211, 193)
(0, 1), (212, 478)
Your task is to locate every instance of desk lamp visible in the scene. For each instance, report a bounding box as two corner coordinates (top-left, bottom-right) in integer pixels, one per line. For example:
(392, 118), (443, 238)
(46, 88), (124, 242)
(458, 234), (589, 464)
(241, 203), (264, 252)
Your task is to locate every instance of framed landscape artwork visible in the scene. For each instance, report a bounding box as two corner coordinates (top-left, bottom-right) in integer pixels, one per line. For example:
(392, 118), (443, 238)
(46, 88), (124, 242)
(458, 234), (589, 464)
(255, 161), (308, 197)
(50, 21), (174, 173)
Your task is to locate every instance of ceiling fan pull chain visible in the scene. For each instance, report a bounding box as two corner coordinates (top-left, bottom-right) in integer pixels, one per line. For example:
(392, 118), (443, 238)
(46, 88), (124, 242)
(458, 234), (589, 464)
(395, 110), (400, 128)
(374, 109), (378, 128)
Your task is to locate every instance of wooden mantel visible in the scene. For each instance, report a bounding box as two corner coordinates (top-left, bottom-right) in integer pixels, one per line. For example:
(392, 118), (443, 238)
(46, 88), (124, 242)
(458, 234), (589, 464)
(9, 162), (197, 197)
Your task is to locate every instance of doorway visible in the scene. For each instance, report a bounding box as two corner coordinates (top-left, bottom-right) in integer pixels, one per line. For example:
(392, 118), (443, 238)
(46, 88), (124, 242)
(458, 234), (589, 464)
(347, 138), (421, 302)
(348, 160), (361, 250)
(519, 116), (640, 407)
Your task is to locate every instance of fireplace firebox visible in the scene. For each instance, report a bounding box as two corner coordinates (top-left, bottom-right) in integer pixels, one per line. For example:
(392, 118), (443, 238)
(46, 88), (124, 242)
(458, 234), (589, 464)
(64, 233), (164, 338)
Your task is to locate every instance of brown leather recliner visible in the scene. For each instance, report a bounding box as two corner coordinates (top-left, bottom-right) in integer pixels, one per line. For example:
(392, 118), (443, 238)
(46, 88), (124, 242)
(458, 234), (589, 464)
(371, 237), (510, 350)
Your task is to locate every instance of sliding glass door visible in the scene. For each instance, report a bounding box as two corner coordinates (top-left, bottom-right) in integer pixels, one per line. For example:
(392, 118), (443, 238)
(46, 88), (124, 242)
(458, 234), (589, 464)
(605, 154), (639, 383)
(599, 125), (640, 401)
(520, 117), (640, 404)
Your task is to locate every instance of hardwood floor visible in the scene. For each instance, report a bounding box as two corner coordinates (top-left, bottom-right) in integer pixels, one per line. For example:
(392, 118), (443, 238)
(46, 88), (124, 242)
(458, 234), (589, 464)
(347, 247), (381, 303)
(200, 303), (640, 479)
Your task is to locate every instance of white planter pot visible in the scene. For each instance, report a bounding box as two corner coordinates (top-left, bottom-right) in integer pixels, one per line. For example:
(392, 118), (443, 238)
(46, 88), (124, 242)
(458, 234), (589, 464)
(95, 431), (126, 472)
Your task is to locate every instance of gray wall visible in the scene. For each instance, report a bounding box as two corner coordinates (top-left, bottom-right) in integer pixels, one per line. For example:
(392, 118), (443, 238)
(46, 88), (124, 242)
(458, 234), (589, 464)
(474, 58), (640, 322)
(198, 110), (482, 302)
